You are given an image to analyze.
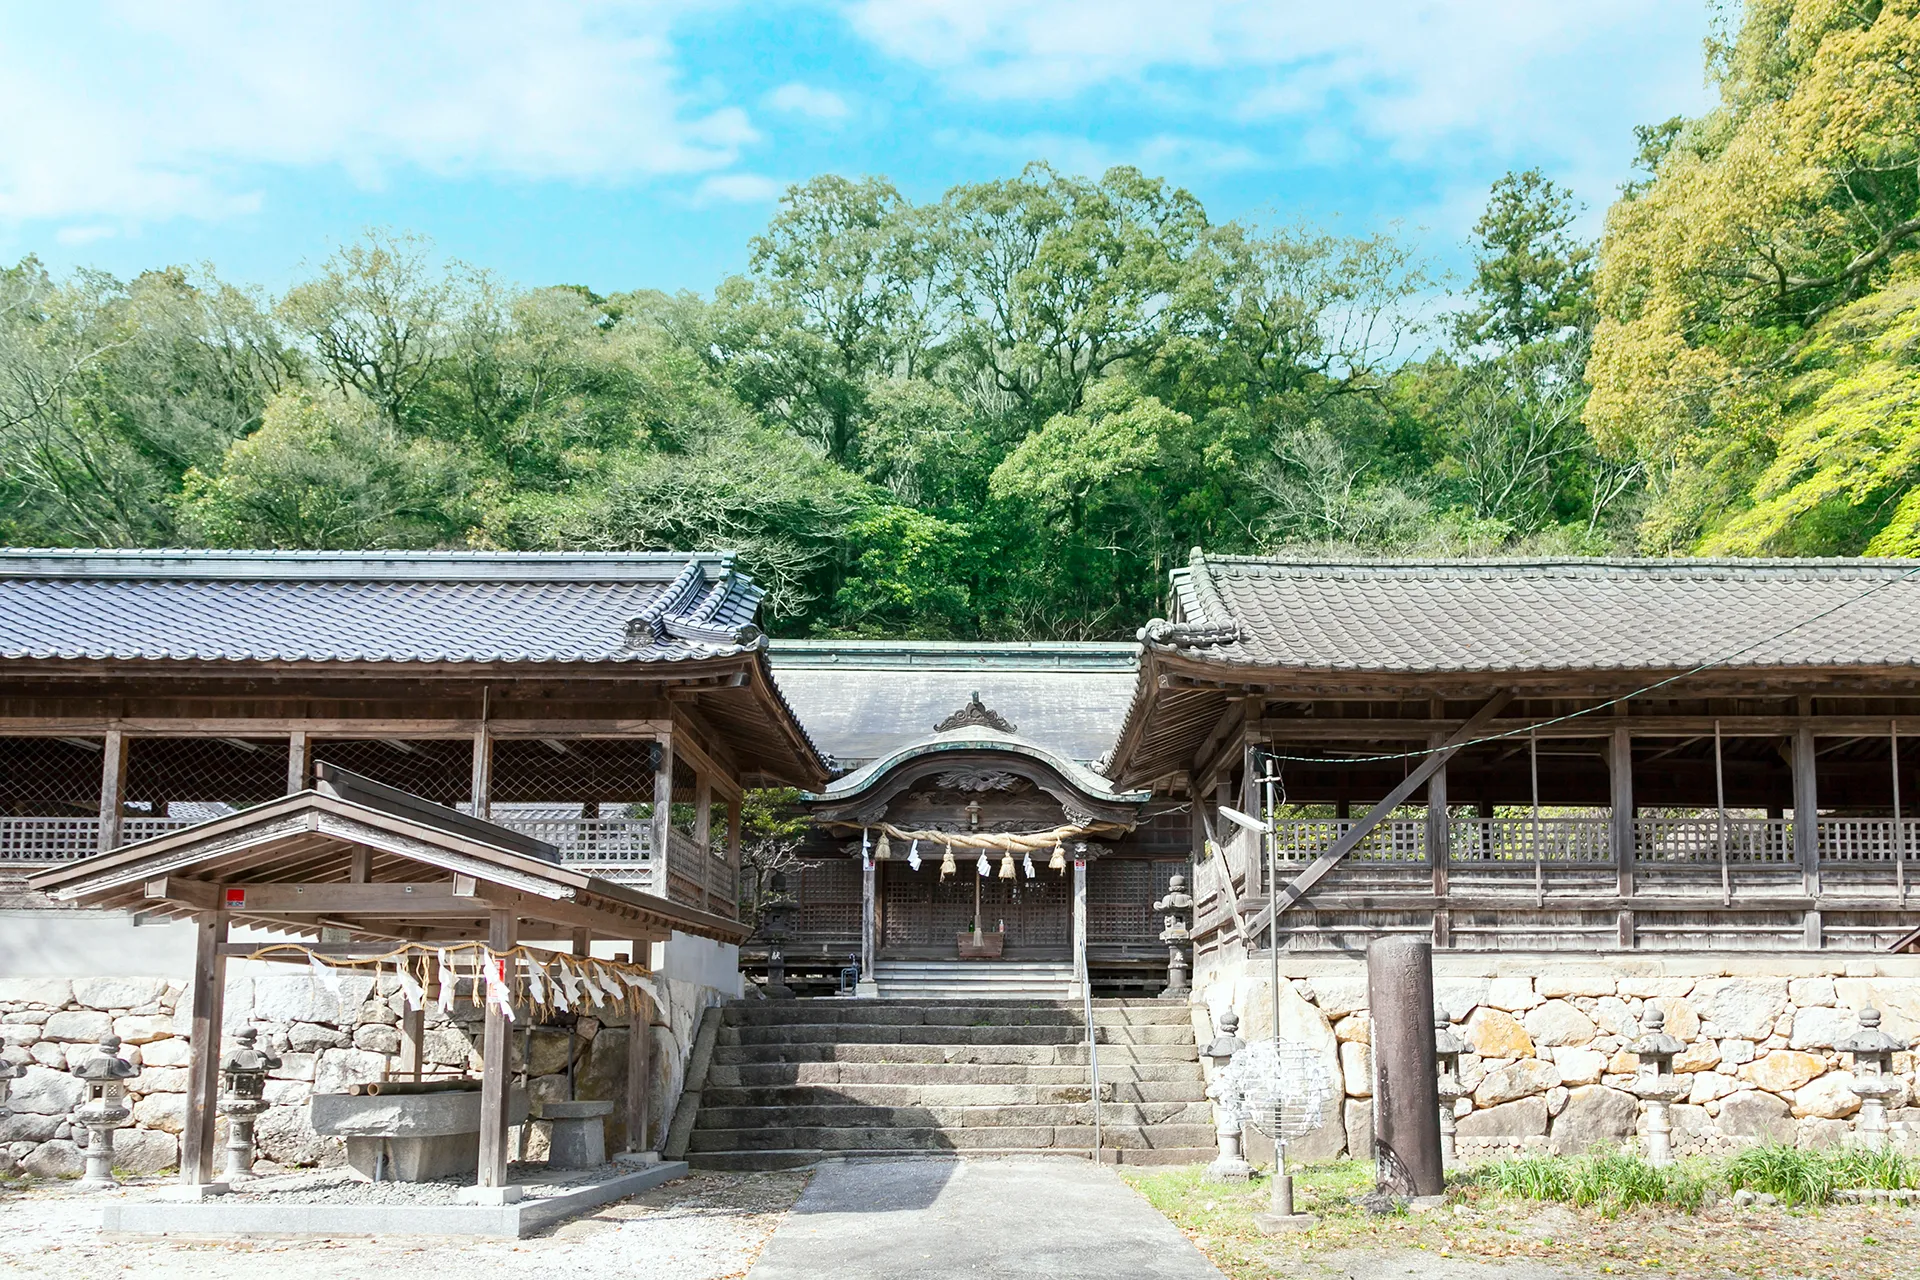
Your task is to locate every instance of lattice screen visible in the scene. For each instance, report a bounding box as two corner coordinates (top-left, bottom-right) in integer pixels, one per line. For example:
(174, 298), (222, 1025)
(309, 739), (471, 805)
(1088, 858), (1184, 944)
(124, 737), (291, 816)
(0, 736), (104, 814)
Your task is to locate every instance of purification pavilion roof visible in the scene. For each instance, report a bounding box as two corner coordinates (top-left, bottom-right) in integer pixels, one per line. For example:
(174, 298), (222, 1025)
(771, 640), (1138, 766)
(28, 765), (745, 944)
(0, 549), (767, 666)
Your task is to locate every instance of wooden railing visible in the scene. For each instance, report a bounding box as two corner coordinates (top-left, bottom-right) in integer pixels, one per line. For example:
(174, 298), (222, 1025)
(1634, 816), (1795, 863)
(1272, 818), (1426, 864)
(1452, 815), (1611, 863)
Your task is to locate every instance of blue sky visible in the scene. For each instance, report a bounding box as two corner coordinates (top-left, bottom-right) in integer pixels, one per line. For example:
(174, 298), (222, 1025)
(0, 2), (1716, 296)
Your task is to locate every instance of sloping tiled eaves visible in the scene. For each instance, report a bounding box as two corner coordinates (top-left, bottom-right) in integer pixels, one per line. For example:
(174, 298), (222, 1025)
(1174, 558), (1920, 673)
(0, 576), (755, 665)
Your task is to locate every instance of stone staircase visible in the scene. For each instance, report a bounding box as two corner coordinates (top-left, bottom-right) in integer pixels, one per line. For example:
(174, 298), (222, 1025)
(871, 959), (1074, 998)
(687, 998), (1215, 1170)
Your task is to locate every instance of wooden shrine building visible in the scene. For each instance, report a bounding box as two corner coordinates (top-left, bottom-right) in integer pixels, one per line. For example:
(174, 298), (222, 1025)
(1106, 553), (1920, 962)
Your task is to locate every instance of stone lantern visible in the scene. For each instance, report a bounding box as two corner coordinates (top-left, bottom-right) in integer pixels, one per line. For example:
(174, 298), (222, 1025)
(219, 1027), (281, 1182)
(1433, 1011), (1466, 1168)
(1836, 1006), (1906, 1151)
(760, 870), (797, 1001)
(70, 1035), (139, 1190)
(1630, 1006), (1687, 1167)
(1152, 874), (1194, 1001)
(1203, 1009), (1251, 1181)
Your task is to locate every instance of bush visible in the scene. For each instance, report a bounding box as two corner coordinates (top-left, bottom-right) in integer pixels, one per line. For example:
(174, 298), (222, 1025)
(1484, 1144), (1920, 1214)
(1727, 1145), (1920, 1207)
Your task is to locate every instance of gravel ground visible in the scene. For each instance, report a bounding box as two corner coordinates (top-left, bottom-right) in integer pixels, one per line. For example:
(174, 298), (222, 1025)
(0, 1168), (809, 1280)
(232, 1161), (631, 1205)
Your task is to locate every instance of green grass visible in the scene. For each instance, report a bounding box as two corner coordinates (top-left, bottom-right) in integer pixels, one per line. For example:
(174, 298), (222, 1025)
(1476, 1144), (1920, 1214)
(1725, 1145), (1920, 1206)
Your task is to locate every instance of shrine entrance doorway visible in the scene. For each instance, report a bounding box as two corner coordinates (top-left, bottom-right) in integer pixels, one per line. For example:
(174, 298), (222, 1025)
(878, 862), (1071, 960)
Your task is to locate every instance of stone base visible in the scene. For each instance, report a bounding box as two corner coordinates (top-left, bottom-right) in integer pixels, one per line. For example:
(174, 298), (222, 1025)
(101, 1161), (689, 1239)
(154, 1182), (230, 1201)
(458, 1184), (524, 1205)
(615, 1150), (662, 1167)
(537, 1100), (614, 1170)
(1253, 1212), (1318, 1233)
(313, 1088), (529, 1183)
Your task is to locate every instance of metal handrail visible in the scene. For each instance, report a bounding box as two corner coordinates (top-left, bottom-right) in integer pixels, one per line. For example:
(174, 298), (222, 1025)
(1079, 941), (1101, 1162)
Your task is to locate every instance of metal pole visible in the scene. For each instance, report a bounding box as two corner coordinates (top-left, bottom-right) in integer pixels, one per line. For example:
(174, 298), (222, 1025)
(1893, 721), (1906, 904)
(1264, 760), (1279, 1047)
(1530, 726), (1542, 907)
(1715, 721), (1729, 906)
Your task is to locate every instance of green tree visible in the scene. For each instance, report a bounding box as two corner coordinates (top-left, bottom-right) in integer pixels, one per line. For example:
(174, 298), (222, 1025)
(1455, 169), (1593, 350)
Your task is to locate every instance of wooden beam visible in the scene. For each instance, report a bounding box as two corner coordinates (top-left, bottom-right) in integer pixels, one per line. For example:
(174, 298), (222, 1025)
(1611, 726), (1634, 900)
(470, 723), (492, 821)
(196, 882), (476, 914)
(144, 876), (222, 912)
(180, 913), (228, 1185)
(0, 717), (675, 737)
(651, 730), (674, 869)
(98, 728), (127, 853)
(1255, 715), (1920, 739)
(1244, 692), (1512, 940)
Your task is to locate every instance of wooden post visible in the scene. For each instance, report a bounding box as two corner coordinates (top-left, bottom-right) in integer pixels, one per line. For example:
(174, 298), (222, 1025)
(651, 733), (674, 899)
(98, 729), (128, 852)
(287, 729), (309, 793)
(1793, 724), (1821, 944)
(476, 909), (517, 1188)
(1611, 726), (1635, 948)
(470, 727), (492, 820)
(693, 771), (713, 911)
(627, 949), (652, 1153)
(180, 912), (228, 1185)
(399, 1005), (425, 1082)
(1894, 722), (1907, 904)
(1426, 729), (1451, 949)
(857, 840), (878, 997)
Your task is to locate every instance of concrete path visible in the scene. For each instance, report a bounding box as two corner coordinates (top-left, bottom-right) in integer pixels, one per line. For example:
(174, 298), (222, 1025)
(749, 1158), (1224, 1280)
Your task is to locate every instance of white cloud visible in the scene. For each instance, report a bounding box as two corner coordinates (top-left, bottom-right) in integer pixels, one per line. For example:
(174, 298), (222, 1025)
(53, 225), (118, 246)
(0, 2), (757, 225)
(694, 173), (786, 204)
(933, 129), (1264, 179)
(766, 82), (852, 121)
(847, 1), (1713, 169)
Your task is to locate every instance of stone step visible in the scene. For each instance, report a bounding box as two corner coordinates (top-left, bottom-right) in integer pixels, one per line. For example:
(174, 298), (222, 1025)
(687, 1123), (1220, 1155)
(694, 1101), (1214, 1130)
(708, 1060), (1203, 1089)
(708, 1041), (1198, 1067)
(724, 1002), (1191, 1027)
(702, 1081), (1207, 1107)
(685, 1147), (1216, 1172)
(717, 1022), (1195, 1047)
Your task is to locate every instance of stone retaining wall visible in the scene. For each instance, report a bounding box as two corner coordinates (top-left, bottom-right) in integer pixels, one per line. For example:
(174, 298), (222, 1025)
(1195, 951), (1920, 1164)
(0, 967), (724, 1180)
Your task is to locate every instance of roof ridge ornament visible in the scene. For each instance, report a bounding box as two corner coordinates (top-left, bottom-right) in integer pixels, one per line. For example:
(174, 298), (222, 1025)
(934, 692), (1017, 734)
(1138, 618), (1244, 649)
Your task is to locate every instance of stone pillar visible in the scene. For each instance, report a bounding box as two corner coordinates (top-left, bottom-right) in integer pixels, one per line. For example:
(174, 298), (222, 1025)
(1366, 937), (1443, 1200)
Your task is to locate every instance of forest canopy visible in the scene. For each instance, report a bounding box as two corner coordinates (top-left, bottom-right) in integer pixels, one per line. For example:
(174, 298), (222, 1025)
(7, 1), (1918, 638)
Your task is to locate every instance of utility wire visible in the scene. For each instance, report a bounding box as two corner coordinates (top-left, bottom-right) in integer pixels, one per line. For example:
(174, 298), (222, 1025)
(1256, 563), (1920, 766)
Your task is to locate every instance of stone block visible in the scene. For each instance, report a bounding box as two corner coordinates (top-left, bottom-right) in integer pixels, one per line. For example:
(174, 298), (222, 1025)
(28, 1043), (63, 1068)
(1536, 968), (1617, 999)
(270, 1052), (316, 1082)
(1546, 1086), (1569, 1117)
(113, 1014), (176, 1045)
(1789, 1007), (1855, 1051)
(114, 1128), (179, 1175)
(1674, 1039), (1720, 1073)
(538, 1099), (613, 1169)
(1288, 1110), (1347, 1161)
(41, 1010), (112, 1042)
(22, 1139), (82, 1178)
(1797, 1117), (1852, 1149)
(1465, 1009), (1534, 1059)
(263, 1079), (311, 1107)
(1, 1026), (38, 1048)
(1344, 1097), (1373, 1162)
(139, 1038), (192, 1068)
(353, 1025), (401, 1055)
(1434, 979), (1489, 1022)
(356, 999), (398, 1026)
(314, 1048), (389, 1096)
(1694, 978), (1788, 1040)
(1793, 1073), (1860, 1120)
(1740, 1050), (1826, 1094)
(135, 1067), (189, 1094)
(1457, 1096), (1549, 1138)
(1788, 977), (1836, 1008)
(1332, 1014), (1370, 1045)
(1688, 1072), (1740, 1106)
(1303, 975), (1368, 1019)
(424, 1027), (473, 1068)
(253, 1104), (331, 1166)
(288, 1022), (350, 1052)
(0, 979), (71, 1007)
(1616, 977), (1695, 999)
(1648, 997), (1700, 1042)
(312, 1088), (528, 1181)
(1340, 1041), (1372, 1098)
(522, 1028), (576, 1076)
(1474, 1058), (1560, 1107)
(1486, 977), (1542, 1012)
(1591, 997), (1637, 1038)
(10, 1064), (85, 1115)
(1718, 1090), (1793, 1141)
(1548, 1085), (1637, 1155)
(1524, 1000), (1596, 1047)
(72, 977), (168, 1010)
(1553, 1047), (1606, 1086)
(134, 1093), (187, 1134)
(0, 1111), (61, 1144)
(251, 972), (376, 1025)
(1719, 1039), (1757, 1067)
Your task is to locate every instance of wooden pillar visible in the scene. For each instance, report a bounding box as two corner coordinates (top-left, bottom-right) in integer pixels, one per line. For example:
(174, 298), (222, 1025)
(1426, 730), (1450, 947)
(627, 951), (652, 1153)
(97, 729), (128, 852)
(1610, 726), (1635, 947)
(470, 727), (492, 820)
(476, 909), (517, 1188)
(180, 912), (228, 1184)
(1068, 851), (1088, 998)
(857, 845), (878, 997)
(1240, 737), (1260, 819)
(1793, 724), (1821, 943)
(287, 729), (309, 793)
(398, 1005), (425, 1082)
(693, 771), (713, 911)
(651, 734), (674, 898)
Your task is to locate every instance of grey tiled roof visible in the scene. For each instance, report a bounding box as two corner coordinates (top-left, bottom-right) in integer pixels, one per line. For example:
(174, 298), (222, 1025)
(1154, 553), (1920, 673)
(0, 549), (767, 665)
(770, 642), (1139, 765)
